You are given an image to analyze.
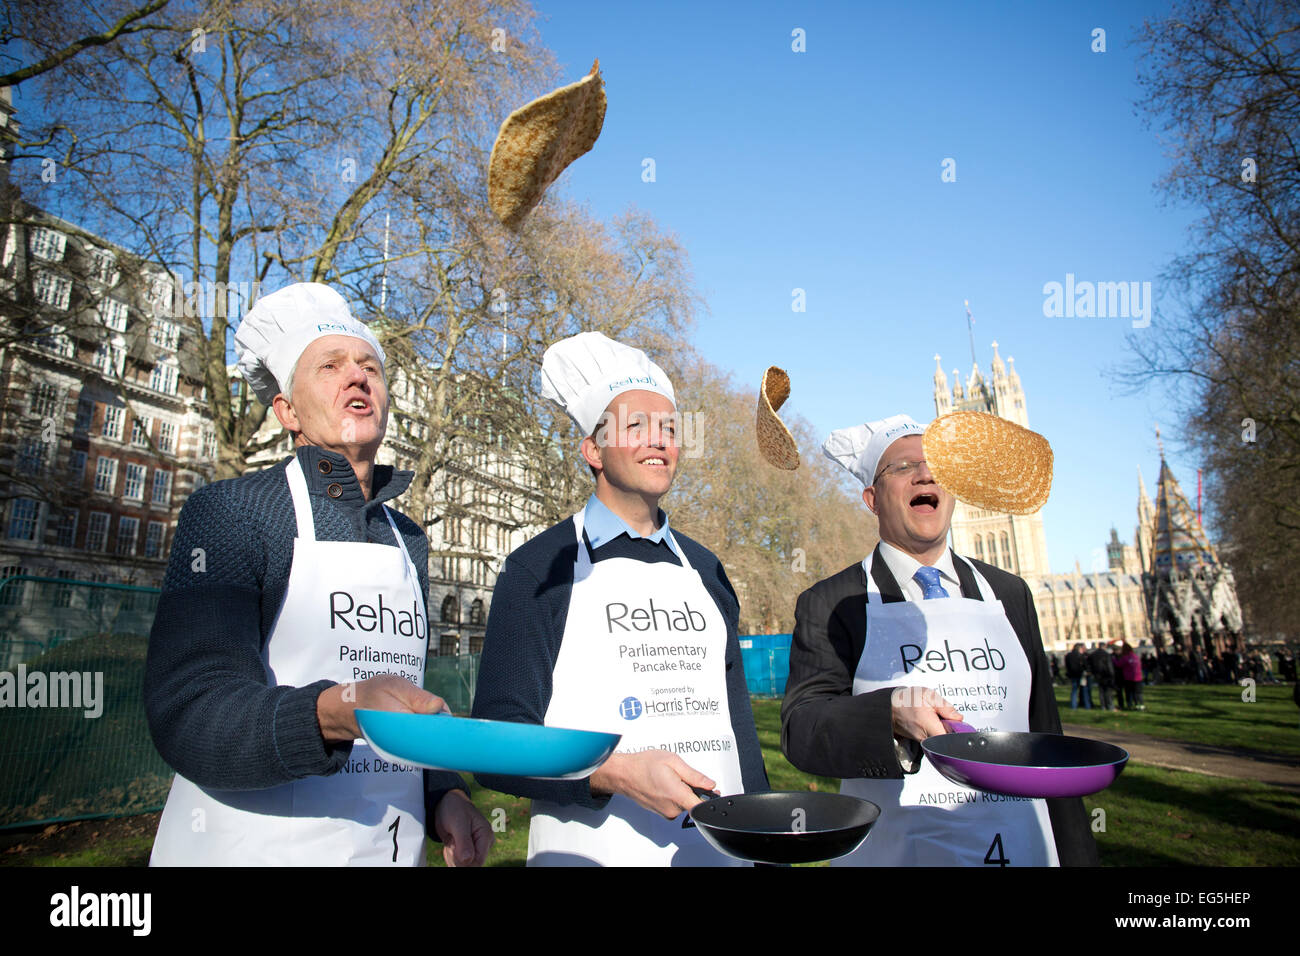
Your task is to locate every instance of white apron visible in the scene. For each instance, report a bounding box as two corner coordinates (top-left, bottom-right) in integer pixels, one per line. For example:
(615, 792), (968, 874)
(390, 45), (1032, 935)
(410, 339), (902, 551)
(836, 550), (1057, 867)
(527, 510), (747, 867)
(151, 458), (429, 866)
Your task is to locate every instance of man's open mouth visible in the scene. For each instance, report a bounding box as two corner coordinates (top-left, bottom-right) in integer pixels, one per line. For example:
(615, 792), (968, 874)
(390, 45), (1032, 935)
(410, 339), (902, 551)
(910, 493), (939, 513)
(641, 457), (668, 466)
(345, 398), (370, 411)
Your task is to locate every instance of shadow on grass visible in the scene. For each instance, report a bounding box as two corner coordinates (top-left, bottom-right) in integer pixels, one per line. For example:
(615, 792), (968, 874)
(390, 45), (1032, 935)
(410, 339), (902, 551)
(1093, 768), (1300, 866)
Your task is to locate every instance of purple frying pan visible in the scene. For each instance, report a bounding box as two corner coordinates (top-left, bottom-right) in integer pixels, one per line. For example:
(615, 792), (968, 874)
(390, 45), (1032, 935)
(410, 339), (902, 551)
(921, 720), (1129, 799)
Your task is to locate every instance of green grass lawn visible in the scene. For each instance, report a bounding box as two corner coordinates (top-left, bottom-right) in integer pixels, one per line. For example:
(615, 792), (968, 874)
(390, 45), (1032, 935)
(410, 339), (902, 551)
(6, 824), (156, 867)
(1054, 682), (1300, 757)
(432, 696), (1300, 867)
(8, 688), (1300, 867)
(1082, 763), (1300, 866)
(427, 784), (529, 867)
(752, 697), (1300, 867)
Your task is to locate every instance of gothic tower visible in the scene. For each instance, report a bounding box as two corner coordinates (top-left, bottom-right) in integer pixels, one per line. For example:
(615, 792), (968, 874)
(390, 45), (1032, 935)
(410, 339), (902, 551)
(933, 356), (951, 416)
(1145, 445), (1243, 655)
(1136, 466), (1155, 574)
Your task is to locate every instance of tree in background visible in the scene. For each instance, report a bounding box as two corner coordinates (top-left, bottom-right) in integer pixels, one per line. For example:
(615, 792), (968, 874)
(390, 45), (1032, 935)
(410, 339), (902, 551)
(1129, 0), (1300, 639)
(367, 200), (698, 567)
(7, 0), (559, 478)
(0, 0), (174, 88)
(4, 0), (869, 620)
(3, 0), (703, 585)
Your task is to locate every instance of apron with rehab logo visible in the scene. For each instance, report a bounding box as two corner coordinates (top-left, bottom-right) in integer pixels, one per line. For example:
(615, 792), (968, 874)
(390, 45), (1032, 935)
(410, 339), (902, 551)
(527, 510), (747, 867)
(836, 549), (1057, 867)
(150, 458), (429, 866)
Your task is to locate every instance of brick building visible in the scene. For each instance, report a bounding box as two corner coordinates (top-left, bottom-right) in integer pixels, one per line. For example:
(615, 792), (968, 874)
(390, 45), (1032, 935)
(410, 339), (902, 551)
(0, 202), (216, 598)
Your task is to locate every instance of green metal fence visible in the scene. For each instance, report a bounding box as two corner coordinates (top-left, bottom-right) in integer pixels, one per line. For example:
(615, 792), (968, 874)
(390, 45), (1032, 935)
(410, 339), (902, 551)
(0, 577), (172, 829)
(0, 575), (485, 829)
(1, 575), (788, 830)
(426, 651), (480, 716)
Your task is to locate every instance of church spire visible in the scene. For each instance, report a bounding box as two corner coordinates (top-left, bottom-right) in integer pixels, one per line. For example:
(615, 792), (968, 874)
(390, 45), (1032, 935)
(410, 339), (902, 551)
(963, 299), (977, 370)
(1136, 466), (1155, 573)
(932, 354), (951, 415)
(1152, 458), (1218, 573)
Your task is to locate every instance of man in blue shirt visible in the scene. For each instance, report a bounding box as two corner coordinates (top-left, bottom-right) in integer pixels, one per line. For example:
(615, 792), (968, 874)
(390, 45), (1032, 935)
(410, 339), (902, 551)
(472, 331), (768, 866)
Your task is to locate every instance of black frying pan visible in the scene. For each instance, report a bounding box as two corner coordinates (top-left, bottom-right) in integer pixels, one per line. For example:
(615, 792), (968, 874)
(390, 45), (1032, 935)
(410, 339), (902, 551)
(686, 790), (881, 864)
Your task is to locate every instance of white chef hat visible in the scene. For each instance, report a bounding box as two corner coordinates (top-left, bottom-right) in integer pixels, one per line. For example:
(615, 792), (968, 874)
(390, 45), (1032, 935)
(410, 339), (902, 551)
(233, 282), (385, 405)
(823, 413), (926, 487)
(540, 331), (675, 435)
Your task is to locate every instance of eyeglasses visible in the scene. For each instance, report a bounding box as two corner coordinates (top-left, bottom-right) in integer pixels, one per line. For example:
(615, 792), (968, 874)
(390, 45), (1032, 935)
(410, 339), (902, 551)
(872, 459), (929, 483)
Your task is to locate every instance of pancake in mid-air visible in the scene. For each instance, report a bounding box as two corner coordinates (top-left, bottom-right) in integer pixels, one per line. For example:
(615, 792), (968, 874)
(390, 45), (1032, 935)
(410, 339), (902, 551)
(923, 411), (1053, 514)
(756, 366), (800, 470)
(488, 59), (606, 230)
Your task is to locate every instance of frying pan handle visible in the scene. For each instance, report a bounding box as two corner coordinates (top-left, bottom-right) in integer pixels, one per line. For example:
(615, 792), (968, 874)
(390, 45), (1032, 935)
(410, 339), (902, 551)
(681, 785), (720, 829)
(941, 719), (977, 734)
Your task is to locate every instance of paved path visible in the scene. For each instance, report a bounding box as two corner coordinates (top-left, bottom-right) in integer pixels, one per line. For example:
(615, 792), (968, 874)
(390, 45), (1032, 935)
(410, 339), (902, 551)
(1063, 723), (1300, 793)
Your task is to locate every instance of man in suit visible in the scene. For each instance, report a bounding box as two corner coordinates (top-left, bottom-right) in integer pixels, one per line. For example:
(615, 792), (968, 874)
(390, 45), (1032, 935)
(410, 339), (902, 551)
(1065, 643), (1093, 709)
(1088, 642), (1117, 711)
(780, 413), (1097, 866)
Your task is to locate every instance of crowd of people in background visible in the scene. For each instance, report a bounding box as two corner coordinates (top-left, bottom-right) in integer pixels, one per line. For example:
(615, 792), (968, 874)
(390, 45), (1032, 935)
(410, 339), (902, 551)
(1050, 641), (1298, 712)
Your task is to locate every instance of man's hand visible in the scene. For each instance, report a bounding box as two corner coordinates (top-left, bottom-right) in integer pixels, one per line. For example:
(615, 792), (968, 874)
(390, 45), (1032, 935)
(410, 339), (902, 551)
(588, 750), (717, 819)
(890, 686), (964, 743)
(316, 674), (449, 744)
(433, 788), (494, 867)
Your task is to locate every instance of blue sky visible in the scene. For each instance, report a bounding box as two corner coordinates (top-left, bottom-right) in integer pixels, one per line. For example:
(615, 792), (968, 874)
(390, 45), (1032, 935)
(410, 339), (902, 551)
(529, 0), (1205, 573)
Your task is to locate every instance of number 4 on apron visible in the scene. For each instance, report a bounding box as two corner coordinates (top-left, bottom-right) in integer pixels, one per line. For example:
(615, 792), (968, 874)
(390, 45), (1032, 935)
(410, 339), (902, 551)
(836, 549), (1057, 867)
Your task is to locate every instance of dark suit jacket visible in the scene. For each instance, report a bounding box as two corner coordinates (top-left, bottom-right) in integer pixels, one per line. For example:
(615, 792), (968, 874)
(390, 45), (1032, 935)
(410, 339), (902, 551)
(779, 546), (1099, 866)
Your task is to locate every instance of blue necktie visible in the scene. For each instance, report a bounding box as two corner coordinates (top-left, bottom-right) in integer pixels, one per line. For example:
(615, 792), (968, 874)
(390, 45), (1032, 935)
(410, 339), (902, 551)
(914, 566), (950, 600)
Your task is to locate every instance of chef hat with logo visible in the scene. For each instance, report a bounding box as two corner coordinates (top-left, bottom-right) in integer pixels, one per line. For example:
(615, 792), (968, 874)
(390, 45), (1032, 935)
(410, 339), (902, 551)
(822, 414), (926, 487)
(233, 282), (385, 405)
(539, 331), (676, 435)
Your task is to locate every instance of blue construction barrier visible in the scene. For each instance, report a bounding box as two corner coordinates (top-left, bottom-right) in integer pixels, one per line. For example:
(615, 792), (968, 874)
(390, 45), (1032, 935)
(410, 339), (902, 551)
(739, 633), (792, 697)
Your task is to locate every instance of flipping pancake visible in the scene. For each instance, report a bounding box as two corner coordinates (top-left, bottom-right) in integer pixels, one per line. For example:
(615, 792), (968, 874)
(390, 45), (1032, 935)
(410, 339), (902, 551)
(488, 59), (607, 230)
(923, 411), (1052, 514)
(756, 366), (800, 470)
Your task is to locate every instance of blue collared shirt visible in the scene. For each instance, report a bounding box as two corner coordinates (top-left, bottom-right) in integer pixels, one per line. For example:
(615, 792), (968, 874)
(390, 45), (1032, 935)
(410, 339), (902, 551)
(582, 494), (680, 559)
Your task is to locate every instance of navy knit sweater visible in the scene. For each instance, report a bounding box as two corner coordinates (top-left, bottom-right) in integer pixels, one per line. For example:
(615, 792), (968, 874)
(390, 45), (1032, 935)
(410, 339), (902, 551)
(144, 445), (464, 824)
(470, 516), (770, 807)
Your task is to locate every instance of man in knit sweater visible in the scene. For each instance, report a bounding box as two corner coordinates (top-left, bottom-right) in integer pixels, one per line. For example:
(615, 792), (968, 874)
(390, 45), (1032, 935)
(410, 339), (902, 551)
(472, 331), (768, 866)
(145, 282), (492, 866)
